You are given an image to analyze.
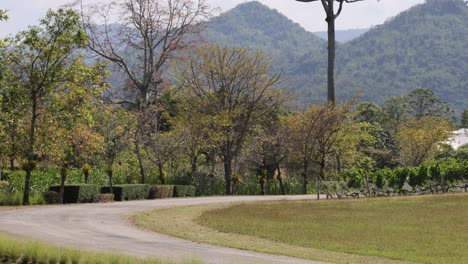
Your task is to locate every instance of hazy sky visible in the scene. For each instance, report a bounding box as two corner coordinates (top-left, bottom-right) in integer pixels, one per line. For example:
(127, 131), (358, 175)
(0, 0), (425, 37)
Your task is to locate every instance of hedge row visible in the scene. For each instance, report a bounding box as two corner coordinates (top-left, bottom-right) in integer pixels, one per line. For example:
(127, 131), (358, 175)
(148, 185), (174, 199)
(45, 184), (196, 204)
(101, 185), (150, 201)
(49, 184), (100, 203)
(173, 185), (196, 197)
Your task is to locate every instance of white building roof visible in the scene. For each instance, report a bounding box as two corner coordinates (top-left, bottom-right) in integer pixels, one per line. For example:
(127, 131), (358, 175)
(448, 128), (468, 150)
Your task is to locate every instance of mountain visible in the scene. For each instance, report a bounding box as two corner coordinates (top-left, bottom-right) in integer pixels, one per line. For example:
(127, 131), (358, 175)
(313, 28), (369, 43)
(204, 1), (327, 104)
(335, 0), (468, 112)
(206, 0), (468, 113)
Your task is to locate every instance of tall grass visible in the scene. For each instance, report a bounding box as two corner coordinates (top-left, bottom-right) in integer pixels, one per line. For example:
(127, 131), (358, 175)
(0, 192), (45, 206)
(0, 235), (200, 264)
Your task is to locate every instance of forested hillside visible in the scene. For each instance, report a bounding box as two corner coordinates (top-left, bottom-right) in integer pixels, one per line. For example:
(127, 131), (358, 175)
(206, 0), (468, 113)
(335, 0), (468, 112)
(204, 1), (327, 104)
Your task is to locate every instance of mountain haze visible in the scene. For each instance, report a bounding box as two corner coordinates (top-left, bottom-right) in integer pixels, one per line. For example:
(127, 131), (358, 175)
(313, 28), (369, 43)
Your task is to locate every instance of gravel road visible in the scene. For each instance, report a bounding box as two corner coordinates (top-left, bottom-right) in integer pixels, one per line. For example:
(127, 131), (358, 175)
(0, 195), (325, 264)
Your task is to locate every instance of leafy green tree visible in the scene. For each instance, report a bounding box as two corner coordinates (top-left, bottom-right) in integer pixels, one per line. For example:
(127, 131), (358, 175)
(286, 102), (356, 198)
(396, 116), (452, 166)
(44, 61), (107, 203)
(95, 106), (133, 193)
(4, 9), (89, 205)
(382, 96), (410, 134)
(179, 45), (283, 194)
(356, 102), (385, 124)
(407, 88), (453, 120)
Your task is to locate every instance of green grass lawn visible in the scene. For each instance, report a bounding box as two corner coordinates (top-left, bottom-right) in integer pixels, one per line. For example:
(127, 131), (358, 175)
(197, 194), (468, 264)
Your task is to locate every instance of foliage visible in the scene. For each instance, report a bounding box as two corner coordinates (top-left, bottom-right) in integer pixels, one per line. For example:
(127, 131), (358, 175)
(49, 184), (100, 203)
(173, 185), (196, 197)
(148, 185), (174, 199)
(396, 116), (452, 166)
(0, 181), (8, 193)
(178, 44), (284, 194)
(0, 192), (45, 206)
(102, 184), (150, 201)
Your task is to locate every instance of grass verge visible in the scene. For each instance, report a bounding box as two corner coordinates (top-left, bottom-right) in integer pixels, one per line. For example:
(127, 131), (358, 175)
(0, 234), (200, 264)
(133, 199), (443, 264)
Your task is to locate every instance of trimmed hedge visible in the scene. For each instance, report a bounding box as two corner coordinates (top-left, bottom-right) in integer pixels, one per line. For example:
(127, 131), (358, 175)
(42, 191), (59, 204)
(148, 185), (174, 199)
(49, 184), (100, 203)
(173, 185), (196, 197)
(95, 193), (114, 203)
(101, 184), (149, 201)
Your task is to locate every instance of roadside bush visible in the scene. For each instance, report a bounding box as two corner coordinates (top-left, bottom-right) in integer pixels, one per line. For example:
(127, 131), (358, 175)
(173, 185), (196, 197)
(49, 184), (100, 203)
(101, 184), (149, 201)
(42, 191), (59, 204)
(148, 185), (174, 199)
(0, 192), (45, 206)
(0, 181), (8, 193)
(94, 193), (114, 203)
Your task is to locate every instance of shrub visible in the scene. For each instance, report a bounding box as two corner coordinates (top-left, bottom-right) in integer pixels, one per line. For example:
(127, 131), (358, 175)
(42, 191), (59, 204)
(148, 185), (174, 199)
(0, 181), (8, 193)
(49, 184), (100, 203)
(173, 185), (196, 197)
(0, 192), (45, 206)
(101, 184), (149, 201)
(95, 193), (114, 203)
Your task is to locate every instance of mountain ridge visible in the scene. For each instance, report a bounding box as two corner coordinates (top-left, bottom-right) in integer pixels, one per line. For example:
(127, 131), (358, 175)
(206, 0), (468, 113)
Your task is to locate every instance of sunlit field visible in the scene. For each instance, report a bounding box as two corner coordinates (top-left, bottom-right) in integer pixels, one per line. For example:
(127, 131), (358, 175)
(198, 194), (468, 263)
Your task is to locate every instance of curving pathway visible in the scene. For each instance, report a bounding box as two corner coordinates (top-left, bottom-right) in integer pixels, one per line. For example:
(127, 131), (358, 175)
(0, 195), (326, 264)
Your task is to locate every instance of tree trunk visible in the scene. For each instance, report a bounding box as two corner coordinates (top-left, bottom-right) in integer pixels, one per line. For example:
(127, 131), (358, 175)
(318, 162), (326, 200)
(364, 172), (371, 196)
(190, 156), (198, 185)
(326, 3), (336, 105)
(84, 171), (89, 184)
(59, 173), (66, 204)
(109, 175), (113, 194)
(9, 130), (15, 170)
(302, 175), (307, 195)
(157, 163), (166, 184)
(135, 140), (146, 184)
(277, 165), (285, 195)
(224, 157), (233, 195)
(23, 92), (38, 206)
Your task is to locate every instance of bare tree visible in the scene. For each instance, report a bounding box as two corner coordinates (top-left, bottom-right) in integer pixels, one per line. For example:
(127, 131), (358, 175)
(295, 0), (366, 104)
(80, 0), (211, 183)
